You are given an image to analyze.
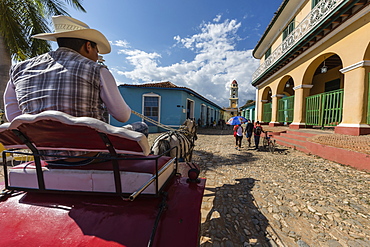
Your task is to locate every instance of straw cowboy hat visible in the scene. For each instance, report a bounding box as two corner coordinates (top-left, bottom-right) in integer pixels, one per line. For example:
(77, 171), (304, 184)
(32, 16), (111, 54)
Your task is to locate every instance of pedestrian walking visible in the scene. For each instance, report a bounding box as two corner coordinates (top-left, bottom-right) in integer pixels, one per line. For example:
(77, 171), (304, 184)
(198, 118), (202, 127)
(253, 121), (263, 150)
(233, 124), (244, 150)
(245, 120), (254, 147)
(221, 119), (225, 130)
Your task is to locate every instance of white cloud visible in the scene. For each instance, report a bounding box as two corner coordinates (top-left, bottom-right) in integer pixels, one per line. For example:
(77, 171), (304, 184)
(112, 17), (259, 107)
(253, 23), (262, 31)
(213, 14), (222, 22)
(111, 40), (130, 48)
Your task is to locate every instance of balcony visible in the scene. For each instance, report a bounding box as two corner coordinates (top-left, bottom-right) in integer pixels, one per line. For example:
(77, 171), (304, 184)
(252, 0), (346, 83)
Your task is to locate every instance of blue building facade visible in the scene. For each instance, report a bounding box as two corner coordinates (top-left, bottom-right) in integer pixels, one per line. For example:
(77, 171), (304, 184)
(110, 82), (223, 133)
(240, 101), (256, 122)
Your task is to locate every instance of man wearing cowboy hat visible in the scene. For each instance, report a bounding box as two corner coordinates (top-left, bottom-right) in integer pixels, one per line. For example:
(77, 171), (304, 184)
(4, 15), (131, 124)
(3, 16), (147, 162)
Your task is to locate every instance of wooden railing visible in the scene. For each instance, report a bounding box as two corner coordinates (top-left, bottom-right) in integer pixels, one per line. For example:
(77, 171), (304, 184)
(306, 89), (343, 126)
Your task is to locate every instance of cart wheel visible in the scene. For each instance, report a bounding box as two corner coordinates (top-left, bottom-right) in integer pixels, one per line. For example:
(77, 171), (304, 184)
(262, 138), (268, 149)
(269, 141), (276, 153)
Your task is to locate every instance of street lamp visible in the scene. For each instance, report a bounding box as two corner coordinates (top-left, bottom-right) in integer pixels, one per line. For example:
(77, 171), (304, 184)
(321, 59), (328, 73)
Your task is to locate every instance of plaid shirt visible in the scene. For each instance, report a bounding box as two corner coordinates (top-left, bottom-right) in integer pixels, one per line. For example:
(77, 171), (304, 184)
(9, 47), (105, 160)
(10, 47), (105, 121)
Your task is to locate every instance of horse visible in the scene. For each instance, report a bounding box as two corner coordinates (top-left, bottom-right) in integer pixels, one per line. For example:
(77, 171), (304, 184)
(151, 119), (197, 162)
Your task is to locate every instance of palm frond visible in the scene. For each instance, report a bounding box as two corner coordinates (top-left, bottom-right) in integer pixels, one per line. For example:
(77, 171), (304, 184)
(37, 0), (86, 16)
(23, 2), (52, 58)
(0, 0), (86, 61)
(0, 0), (30, 60)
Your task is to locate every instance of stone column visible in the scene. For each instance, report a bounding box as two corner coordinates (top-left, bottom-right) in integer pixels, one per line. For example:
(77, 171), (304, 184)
(290, 84), (313, 129)
(255, 87), (259, 121)
(269, 94), (285, 127)
(336, 61), (370, 135)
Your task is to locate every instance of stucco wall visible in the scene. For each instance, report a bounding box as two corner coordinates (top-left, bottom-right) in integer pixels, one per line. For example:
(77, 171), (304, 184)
(111, 86), (222, 131)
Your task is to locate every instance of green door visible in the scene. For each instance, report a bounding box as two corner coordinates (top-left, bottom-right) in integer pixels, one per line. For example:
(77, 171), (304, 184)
(278, 95), (294, 123)
(262, 103), (272, 123)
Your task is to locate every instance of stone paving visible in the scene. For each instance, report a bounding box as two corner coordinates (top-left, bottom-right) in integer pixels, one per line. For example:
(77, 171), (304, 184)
(186, 128), (370, 247)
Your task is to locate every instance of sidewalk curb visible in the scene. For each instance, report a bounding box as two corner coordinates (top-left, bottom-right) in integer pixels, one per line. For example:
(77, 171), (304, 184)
(307, 141), (370, 172)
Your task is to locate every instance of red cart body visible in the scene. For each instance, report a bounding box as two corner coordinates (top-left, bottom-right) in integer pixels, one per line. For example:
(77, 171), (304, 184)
(0, 111), (205, 247)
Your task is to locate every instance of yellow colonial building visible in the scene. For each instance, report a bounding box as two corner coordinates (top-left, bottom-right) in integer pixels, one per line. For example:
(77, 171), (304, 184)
(252, 0), (370, 135)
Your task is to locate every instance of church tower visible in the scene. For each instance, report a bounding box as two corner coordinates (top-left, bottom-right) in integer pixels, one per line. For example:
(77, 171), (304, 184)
(229, 80), (238, 108)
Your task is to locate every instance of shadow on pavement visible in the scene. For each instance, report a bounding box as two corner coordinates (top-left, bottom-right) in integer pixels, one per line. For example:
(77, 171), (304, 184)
(256, 146), (290, 154)
(193, 149), (259, 168)
(200, 178), (273, 246)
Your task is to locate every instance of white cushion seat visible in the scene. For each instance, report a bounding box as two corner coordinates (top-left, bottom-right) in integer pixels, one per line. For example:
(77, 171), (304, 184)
(0, 111), (175, 197)
(8, 155), (175, 194)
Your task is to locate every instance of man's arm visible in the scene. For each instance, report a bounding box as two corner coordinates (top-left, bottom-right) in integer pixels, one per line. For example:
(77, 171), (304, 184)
(100, 68), (131, 123)
(3, 79), (22, 122)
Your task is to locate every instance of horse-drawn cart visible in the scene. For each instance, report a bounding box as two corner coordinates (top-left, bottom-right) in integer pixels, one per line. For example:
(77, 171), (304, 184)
(0, 111), (205, 247)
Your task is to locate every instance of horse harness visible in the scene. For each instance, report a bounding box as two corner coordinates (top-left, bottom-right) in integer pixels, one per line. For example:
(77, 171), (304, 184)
(167, 131), (194, 160)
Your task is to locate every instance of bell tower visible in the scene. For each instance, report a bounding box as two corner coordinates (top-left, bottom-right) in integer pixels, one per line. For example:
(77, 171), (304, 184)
(229, 80), (238, 108)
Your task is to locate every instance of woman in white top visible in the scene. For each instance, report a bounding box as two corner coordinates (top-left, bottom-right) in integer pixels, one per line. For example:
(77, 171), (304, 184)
(233, 124), (244, 150)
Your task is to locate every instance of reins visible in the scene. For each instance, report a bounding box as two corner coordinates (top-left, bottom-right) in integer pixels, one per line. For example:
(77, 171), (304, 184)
(131, 110), (178, 132)
(131, 110), (195, 139)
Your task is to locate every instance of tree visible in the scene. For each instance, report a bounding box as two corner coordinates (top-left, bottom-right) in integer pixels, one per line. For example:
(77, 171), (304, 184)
(0, 0), (86, 112)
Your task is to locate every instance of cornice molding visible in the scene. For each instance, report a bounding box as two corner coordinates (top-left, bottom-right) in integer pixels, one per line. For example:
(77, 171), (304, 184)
(271, 94), (285, 98)
(340, 60), (370, 73)
(293, 84), (314, 90)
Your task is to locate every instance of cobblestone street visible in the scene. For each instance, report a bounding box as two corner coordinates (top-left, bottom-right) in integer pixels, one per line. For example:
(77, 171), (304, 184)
(186, 128), (370, 247)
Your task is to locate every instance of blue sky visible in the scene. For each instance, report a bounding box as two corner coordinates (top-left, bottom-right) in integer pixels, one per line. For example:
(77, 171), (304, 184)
(61, 0), (282, 107)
